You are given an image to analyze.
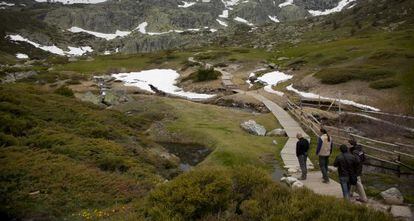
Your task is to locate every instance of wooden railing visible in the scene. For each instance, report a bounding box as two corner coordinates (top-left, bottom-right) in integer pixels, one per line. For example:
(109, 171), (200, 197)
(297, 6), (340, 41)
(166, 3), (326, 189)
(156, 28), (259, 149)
(283, 96), (414, 175)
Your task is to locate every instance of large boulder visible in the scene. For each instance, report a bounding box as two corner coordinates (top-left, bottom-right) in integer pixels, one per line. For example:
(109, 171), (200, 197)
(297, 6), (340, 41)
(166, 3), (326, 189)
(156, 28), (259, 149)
(266, 128), (287, 137)
(240, 120), (266, 136)
(380, 187), (404, 205)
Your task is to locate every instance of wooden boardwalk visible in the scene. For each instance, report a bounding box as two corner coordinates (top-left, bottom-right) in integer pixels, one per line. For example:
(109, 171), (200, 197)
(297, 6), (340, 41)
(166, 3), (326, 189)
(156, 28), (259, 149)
(191, 56), (343, 198)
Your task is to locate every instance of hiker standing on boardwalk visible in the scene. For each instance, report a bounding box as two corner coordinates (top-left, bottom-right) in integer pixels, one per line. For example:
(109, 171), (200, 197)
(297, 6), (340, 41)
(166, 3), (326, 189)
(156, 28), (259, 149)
(316, 128), (333, 183)
(334, 144), (359, 200)
(349, 140), (368, 202)
(296, 133), (309, 180)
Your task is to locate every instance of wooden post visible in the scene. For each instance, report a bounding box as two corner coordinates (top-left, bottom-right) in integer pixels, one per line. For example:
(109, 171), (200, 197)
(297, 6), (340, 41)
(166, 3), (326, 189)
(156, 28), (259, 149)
(318, 95), (321, 109)
(338, 92), (342, 128)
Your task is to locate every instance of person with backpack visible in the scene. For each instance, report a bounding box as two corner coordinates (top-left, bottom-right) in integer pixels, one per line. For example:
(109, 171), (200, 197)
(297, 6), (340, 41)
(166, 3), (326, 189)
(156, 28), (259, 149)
(296, 133), (309, 180)
(348, 139), (368, 202)
(334, 144), (359, 200)
(316, 128), (333, 183)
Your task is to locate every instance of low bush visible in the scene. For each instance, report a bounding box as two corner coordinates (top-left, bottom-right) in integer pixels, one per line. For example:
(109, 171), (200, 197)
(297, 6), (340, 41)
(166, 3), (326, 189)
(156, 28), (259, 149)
(54, 86), (74, 97)
(315, 68), (396, 84)
(145, 167), (393, 221)
(369, 79), (400, 89)
(183, 68), (221, 82)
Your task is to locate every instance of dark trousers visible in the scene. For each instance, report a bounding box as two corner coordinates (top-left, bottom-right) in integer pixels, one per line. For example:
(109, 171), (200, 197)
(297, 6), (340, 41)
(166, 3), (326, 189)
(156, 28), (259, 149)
(319, 156), (329, 181)
(297, 154), (307, 178)
(339, 176), (350, 200)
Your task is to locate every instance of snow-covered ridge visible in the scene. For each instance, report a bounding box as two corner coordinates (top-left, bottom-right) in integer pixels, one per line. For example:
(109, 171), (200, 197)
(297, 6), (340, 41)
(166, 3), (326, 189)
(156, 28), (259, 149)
(7, 34), (93, 57)
(112, 69), (216, 100)
(34, 0), (107, 4)
(308, 0), (356, 16)
(286, 84), (380, 111)
(0, 1), (14, 6)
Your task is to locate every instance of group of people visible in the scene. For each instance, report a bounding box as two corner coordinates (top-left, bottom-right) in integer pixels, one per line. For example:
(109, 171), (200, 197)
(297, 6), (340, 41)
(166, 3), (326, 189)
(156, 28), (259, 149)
(295, 128), (367, 202)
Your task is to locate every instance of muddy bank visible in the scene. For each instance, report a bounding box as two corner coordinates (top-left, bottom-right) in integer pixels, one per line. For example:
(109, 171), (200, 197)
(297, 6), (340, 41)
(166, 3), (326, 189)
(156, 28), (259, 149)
(157, 142), (212, 172)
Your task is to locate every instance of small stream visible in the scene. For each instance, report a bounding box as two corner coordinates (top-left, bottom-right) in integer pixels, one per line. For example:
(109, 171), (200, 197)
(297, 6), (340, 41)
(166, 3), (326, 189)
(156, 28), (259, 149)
(158, 142), (212, 172)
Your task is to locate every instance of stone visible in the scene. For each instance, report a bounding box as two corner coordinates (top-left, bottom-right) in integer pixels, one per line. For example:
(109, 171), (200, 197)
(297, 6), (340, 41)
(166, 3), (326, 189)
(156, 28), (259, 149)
(240, 120), (266, 136)
(380, 187), (404, 205)
(280, 176), (298, 186)
(266, 128), (287, 137)
(328, 166), (338, 173)
(366, 199), (390, 213)
(288, 168), (298, 173)
(268, 63), (277, 69)
(272, 140), (278, 145)
(277, 57), (289, 61)
(390, 205), (412, 220)
(292, 180), (304, 189)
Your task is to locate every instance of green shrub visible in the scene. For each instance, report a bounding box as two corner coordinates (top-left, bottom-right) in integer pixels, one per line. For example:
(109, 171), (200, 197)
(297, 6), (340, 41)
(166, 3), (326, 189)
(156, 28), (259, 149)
(146, 168), (232, 220)
(183, 68), (221, 82)
(0, 132), (18, 147)
(97, 155), (130, 172)
(54, 86), (74, 97)
(316, 68), (396, 84)
(369, 79), (400, 89)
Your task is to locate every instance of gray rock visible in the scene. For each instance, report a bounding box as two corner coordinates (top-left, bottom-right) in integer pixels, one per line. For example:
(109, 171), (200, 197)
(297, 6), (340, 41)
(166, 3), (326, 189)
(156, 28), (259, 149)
(292, 180), (304, 189)
(266, 128), (287, 137)
(390, 205), (412, 220)
(76, 91), (101, 105)
(240, 120), (266, 136)
(280, 176), (298, 186)
(328, 166), (338, 173)
(272, 140), (278, 145)
(380, 187), (404, 205)
(277, 57), (289, 61)
(1, 71), (37, 83)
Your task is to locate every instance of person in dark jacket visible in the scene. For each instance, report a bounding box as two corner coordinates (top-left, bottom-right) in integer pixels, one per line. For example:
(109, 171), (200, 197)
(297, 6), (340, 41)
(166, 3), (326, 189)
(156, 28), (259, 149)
(296, 133), (309, 180)
(334, 144), (359, 200)
(348, 140), (367, 202)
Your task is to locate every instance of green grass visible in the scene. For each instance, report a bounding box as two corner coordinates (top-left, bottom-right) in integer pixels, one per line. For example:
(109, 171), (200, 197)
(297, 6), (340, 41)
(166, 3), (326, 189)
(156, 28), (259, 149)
(115, 95), (287, 171)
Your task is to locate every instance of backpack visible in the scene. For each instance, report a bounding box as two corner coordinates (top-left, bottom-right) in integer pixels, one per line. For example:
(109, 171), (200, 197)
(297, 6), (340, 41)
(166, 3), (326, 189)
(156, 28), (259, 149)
(353, 149), (366, 163)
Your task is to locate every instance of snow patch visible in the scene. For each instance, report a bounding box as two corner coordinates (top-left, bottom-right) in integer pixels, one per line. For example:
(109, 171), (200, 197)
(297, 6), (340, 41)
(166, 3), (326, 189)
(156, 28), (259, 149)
(219, 9), (229, 18)
(216, 19), (228, 27)
(178, 1), (196, 8)
(258, 71), (293, 96)
(135, 22), (148, 34)
(16, 53), (29, 59)
(268, 15), (280, 23)
(308, 0), (356, 16)
(34, 0), (107, 4)
(7, 34), (93, 57)
(234, 17), (254, 26)
(112, 69), (216, 100)
(0, 1), (14, 6)
(67, 27), (131, 40)
(286, 84), (380, 111)
(278, 0), (293, 8)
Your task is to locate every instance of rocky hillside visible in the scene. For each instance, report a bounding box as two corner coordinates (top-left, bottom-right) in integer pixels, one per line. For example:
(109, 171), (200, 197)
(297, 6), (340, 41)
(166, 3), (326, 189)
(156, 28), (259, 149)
(0, 0), (359, 55)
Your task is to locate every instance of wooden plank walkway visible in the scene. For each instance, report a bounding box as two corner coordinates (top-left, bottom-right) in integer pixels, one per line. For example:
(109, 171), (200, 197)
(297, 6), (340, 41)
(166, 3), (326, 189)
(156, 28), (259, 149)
(191, 56), (343, 198)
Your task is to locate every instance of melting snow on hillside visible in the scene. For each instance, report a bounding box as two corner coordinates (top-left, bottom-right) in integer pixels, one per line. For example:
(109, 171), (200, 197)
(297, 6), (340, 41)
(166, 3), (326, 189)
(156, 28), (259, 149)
(216, 19), (228, 27)
(278, 0), (293, 8)
(257, 71), (292, 96)
(178, 1), (196, 8)
(234, 17), (254, 26)
(34, 0), (107, 4)
(219, 10), (229, 18)
(112, 69), (216, 100)
(16, 53), (29, 59)
(286, 84), (380, 111)
(268, 15), (280, 23)
(308, 0), (356, 16)
(7, 34), (93, 56)
(68, 27), (131, 40)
